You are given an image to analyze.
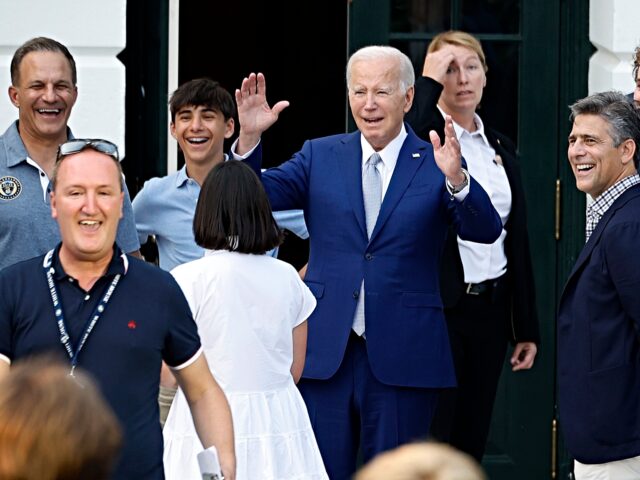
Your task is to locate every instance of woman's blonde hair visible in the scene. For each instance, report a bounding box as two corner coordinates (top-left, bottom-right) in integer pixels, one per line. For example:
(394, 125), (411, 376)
(428, 31), (488, 73)
(355, 442), (487, 480)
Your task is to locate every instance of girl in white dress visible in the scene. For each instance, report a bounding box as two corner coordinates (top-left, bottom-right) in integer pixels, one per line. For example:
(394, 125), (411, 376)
(163, 161), (328, 480)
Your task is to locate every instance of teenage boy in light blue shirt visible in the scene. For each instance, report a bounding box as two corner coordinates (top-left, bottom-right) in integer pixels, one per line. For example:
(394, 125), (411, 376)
(132, 78), (307, 272)
(132, 78), (307, 422)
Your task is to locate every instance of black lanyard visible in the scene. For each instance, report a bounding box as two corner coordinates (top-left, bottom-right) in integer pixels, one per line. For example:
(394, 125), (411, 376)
(43, 249), (127, 376)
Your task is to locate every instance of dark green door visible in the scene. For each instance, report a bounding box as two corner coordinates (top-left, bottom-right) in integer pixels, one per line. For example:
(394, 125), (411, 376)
(349, 1), (590, 478)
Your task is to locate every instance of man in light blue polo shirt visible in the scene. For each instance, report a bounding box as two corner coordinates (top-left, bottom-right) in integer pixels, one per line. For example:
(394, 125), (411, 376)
(132, 78), (307, 272)
(0, 37), (139, 272)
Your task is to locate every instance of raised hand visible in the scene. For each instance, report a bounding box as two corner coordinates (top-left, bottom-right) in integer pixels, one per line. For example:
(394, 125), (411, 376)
(422, 47), (455, 84)
(235, 72), (290, 154)
(429, 115), (465, 186)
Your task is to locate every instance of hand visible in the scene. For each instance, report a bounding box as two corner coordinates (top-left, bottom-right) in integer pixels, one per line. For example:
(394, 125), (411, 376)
(235, 72), (290, 154)
(430, 115), (464, 185)
(220, 455), (236, 480)
(422, 47), (455, 84)
(510, 342), (537, 371)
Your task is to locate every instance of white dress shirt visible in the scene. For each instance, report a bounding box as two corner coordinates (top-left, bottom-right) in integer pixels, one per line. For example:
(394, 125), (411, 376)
(444, 109), (511, 284)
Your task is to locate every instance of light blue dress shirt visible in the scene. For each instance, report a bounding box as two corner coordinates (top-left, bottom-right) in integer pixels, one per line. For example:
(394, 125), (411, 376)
(132, 165), (308, 271)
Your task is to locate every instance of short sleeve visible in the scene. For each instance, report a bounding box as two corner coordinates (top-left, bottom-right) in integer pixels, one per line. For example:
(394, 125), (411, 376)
(131, 181), (153, 245)
(292, 271), (317, 328)
(161, 273), (202, 368)
(116, 180), (142, 253)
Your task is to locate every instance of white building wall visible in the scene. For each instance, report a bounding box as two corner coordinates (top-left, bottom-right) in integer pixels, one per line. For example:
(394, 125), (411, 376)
(0, 0), (127, 155)
(589, 0), (640, 94)
(1, 1), (635, 167)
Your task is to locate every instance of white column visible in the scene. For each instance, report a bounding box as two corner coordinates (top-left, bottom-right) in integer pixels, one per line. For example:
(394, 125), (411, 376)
(589, 0), (640, 94)
(0, 0), (127, 156)
(167, 0), (180, 174)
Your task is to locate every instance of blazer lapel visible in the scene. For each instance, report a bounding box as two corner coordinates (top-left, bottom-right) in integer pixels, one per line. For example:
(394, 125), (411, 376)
(336, 133), (367, 239)
(564, 186), (640, 288)
(369, 129), (429, 243)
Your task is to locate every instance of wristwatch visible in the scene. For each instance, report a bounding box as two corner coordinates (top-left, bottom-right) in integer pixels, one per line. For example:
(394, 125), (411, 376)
(446, 168), (470, 195)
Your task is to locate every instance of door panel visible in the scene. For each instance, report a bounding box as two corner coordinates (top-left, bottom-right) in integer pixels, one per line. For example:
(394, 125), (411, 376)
(174, 2), (348, 268)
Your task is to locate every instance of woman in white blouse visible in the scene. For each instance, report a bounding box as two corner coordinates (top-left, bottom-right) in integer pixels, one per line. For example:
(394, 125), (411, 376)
(406, 30), (540, 462)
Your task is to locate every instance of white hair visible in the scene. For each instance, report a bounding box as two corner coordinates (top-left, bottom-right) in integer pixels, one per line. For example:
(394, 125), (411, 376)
(346, 45), (415, 94)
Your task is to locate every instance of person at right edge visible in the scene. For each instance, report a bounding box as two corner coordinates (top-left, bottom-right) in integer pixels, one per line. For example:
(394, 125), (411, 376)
(405, 30), (540, 462)
(560, 91), (640, 479)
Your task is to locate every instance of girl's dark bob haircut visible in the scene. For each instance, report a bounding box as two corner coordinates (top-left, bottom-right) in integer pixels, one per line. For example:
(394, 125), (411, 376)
(193, 161), (283, 254)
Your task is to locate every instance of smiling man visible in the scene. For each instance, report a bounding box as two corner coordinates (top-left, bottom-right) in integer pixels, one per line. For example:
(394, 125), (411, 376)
(0, 37), (139, 272)
(0, 139), (236, 480)
(559, 91), (640, 480)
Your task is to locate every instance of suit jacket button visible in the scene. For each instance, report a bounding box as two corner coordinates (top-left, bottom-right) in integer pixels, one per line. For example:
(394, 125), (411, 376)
(365, 253), (373, 260)
(353, 290), (359, 299)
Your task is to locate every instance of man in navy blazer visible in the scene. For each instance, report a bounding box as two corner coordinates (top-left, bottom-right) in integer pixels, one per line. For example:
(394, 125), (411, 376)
(559, 91), (640, 479)
(233, 46), (501, 479)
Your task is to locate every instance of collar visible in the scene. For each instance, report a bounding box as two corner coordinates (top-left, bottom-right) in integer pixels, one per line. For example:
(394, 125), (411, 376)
(204, 249), (226, 257)
(589, 174), (640, 218)
(174, 165), (190, 188)
(49, 243), (128, 281)
(3, 120), (74, 168)
(360, 123), (407, 169)
(437, 106), (490, 146)
(175, 154), (229, 188)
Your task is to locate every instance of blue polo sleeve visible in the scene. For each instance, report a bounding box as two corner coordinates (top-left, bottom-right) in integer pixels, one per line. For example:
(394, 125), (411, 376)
(131, 179), (157, 246)
(116, 181), (142, 254)
(0, 268), (15, 364)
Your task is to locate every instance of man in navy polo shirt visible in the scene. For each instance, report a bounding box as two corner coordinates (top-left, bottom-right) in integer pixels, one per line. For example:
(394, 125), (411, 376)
(0, 139), (236, 480)
(0, 36), (139, 272)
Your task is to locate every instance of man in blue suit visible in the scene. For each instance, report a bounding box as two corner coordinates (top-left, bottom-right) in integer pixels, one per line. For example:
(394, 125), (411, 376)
(559, 91), (640, 479)
(233, 46), (501, 479)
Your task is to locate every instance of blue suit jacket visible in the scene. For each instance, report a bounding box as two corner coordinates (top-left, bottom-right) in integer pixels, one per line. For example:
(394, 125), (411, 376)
(558, 184), (640, 463)
(247, 125), (501, 388)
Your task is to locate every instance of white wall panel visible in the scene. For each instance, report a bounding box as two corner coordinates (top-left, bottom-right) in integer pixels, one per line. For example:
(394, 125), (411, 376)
(0, 0), (127, 156)
(589, 0), (640, 94)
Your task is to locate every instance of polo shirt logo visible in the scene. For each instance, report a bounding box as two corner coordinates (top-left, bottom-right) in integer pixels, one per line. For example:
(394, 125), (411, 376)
(0, 176), (22, 200)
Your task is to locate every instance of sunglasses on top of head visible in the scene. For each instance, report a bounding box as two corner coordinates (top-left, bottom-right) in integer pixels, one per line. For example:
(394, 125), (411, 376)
(56, 139), (120, 162)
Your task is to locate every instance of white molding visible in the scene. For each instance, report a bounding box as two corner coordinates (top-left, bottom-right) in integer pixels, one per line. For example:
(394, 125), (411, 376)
(167, 0), (180, 174)
(0, 0), (127, 157)
(589, 0), (640, 94)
